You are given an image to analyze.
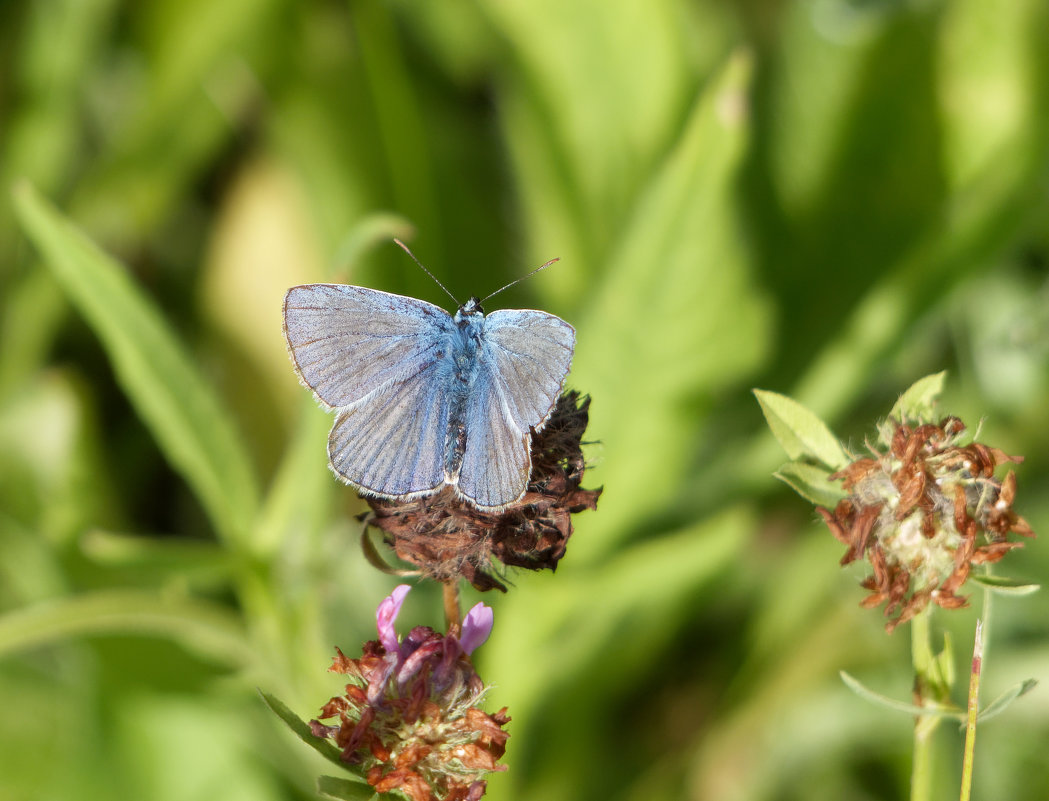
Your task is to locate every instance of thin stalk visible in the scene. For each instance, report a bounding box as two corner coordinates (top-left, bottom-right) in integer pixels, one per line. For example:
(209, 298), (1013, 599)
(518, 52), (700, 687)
(443, 581), (461, 636)
(911, 609), (937, 801)
(959, 620), (984, 801)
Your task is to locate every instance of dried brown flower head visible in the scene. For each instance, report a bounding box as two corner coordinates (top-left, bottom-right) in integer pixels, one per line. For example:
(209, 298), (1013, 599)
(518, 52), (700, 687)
(310, 586), (509, 801)
(363, 391), (601, 591)
(819, 416), (1034, 631)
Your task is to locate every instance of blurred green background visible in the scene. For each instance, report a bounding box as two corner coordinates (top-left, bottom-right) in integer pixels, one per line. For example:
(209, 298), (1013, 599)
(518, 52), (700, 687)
(2, 0), (1049, 799)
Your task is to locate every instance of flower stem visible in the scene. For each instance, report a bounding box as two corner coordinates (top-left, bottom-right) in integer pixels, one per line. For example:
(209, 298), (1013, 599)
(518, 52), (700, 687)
(910, 609), (938, 801)
(442, 581), (461, 636)
(959, 619), (983, 801)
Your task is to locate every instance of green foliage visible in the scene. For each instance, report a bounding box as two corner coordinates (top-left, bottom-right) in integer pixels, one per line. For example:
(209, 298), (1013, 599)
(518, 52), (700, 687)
(3, 2), (1049, 801)
(13, 184), (260, 546)
(889, 370), (947, 422)
(755, 389), (849, 469)
(259, 691), (350, 773)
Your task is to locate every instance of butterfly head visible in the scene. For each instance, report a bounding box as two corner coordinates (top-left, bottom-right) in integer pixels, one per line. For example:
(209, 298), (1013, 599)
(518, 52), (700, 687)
(458, 297), (485, 319)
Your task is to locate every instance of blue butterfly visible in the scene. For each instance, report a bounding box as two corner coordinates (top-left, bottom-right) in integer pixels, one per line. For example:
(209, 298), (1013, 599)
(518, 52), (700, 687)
(282, 250), (575, 511)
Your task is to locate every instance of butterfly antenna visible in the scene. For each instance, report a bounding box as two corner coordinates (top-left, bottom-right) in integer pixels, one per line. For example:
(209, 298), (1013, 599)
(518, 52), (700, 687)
(479, 256), (561, 305)
(393, 238), (461, 306)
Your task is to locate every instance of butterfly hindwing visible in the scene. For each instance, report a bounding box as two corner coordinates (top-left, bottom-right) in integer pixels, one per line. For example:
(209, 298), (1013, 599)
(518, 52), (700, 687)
(456, 359), (531, 509)
(455, 310), (576, 509)
(328, 360), (452, 498)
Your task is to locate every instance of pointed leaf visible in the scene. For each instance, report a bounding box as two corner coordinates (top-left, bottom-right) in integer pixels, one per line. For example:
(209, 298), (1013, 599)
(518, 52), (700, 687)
(774, 461), (845, 507)
(316, 776), (377, 801)
(330, 213), (415, 280)
(888, 372), (946, 422)
(976, 679), (1038, 724)
(755, 390), (848, 469)
(839, 671), (963, 720)
(969, 574), (1041, 596)
(12, 183), (260, 544)
(258, 690), (351, 771)
(0, 590), (252, 667)
(569, 51), (770, 552)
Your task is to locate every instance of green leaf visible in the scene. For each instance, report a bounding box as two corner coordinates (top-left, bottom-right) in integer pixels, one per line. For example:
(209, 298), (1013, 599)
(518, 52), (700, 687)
(977, 678), (1039, 724)
(571, 52), (772, 552)
(969, 574), (1041, 596)
(888, 371), (947, 421)
(773, 461), (845, 507)
(0, 589), (252, 667)
(79, 529), (233, 589)
(316, 776), (377, 801)
(12, 183), (260, 545)
(330, 213), (416, 281)
(754, 390), (848, 470)
(839, 671), (963, 720)
(257, 690), (351, 772)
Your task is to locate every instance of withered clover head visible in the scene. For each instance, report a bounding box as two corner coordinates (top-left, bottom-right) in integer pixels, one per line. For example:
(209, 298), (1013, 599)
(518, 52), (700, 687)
(819, 415), (1034, 631)
(310, 585), (509, 801)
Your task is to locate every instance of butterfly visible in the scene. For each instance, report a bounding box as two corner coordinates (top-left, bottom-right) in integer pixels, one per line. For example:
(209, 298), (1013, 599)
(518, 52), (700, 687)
(282, 250), (575, 511)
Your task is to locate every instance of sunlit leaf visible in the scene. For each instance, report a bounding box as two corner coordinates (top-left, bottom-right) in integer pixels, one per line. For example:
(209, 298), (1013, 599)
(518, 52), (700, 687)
(0, 589), (252, 666)
(13, 183), (260, 545)
(977, 679), (1039, 723)
(572, 52), (770, 552)
(888, 372), (947, 421)
(755, 389), (848, 469)
(839, 671), (962, 720)
(773, 461), (845, 507)
(258, 690), (349, 772)
(969, 574), (1041, 596)
(316, 776), (377, 801)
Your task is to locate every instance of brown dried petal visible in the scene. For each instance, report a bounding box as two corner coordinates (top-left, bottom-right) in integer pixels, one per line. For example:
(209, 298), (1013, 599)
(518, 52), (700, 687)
(818, 504), (851, 546)
(843, 504), (881, 565)
(372, 768), (432, 801)
(893, 463), (925, 520)
(971, 542), (1023, 564)
(830, 457), (881, 490)
(934, 592), (969, 610)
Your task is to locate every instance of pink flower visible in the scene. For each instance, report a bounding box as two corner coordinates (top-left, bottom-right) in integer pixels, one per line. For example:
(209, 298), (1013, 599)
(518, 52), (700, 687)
(376, 584), (411, 654)
(310, 585), (509, 801)
(460, 602), (494, 655)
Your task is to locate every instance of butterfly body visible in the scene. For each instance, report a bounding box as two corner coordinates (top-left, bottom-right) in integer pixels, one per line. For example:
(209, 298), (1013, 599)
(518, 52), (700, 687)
(283, 284), (575, 511)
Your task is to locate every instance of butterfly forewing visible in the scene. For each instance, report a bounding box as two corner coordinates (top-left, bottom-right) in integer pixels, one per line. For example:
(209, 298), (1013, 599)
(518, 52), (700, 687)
(283, 284), (455, 408)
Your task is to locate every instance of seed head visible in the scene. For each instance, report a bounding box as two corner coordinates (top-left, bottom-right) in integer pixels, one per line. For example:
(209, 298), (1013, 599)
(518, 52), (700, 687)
(819, 416), (1034, 631)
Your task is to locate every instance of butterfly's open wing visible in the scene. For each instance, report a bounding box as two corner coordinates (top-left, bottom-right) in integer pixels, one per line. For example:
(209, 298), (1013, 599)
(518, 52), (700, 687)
(328, 362), (453, 498)
(283, 284), (456, 497)
(283, 284), (453, 408)
(456, 310), (575, 509)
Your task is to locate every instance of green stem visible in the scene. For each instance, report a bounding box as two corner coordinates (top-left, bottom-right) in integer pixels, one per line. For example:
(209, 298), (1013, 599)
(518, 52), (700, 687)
(911, 609), (937, 801)
(959, 620), (984, 801)
(443, 581), (462, 637)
